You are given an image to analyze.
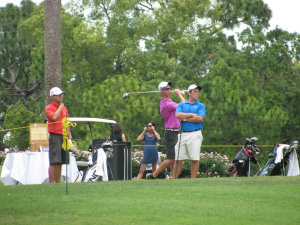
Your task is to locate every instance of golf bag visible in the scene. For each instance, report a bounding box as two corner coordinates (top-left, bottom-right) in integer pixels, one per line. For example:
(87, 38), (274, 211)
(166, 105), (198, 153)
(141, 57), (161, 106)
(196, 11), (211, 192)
(75, 141), (114, 182)
(227, 137), (260, 177)
(256, 140), (299, 176)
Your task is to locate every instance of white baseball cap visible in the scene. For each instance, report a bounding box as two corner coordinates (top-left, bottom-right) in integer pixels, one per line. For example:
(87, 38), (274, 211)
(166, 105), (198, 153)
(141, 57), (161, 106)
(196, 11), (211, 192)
(158, 81), (172, 91)
(50, 87), (66, 96)
(188, 84), (202, 92)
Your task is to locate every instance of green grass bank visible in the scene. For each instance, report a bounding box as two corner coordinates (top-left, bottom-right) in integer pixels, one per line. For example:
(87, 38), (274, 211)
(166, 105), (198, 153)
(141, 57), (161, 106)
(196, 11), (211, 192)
(0, 176), (299, 224)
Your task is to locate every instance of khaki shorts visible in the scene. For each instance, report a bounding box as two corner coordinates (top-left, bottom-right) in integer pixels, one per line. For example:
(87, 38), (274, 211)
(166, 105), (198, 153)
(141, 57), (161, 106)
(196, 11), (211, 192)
(175, 130), (203, 160)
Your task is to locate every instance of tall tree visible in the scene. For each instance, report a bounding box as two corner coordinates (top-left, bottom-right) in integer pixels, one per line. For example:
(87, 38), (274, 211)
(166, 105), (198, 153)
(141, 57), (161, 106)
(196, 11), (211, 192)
(72, 74), (164, 148)
(44, 0), (62, 106)
(216, 0), (271, 29)
(204, 66), (288, 145)
(0, 1), (41, 111)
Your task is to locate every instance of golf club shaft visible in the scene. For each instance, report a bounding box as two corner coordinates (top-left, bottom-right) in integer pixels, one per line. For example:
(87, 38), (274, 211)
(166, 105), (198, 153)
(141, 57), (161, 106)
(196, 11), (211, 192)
(123, 90), (187, 99)
(126, 90), (187, 95)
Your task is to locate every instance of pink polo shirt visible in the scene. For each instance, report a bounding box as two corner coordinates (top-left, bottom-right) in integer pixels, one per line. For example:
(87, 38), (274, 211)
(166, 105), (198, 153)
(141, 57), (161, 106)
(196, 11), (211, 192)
(160, 98), (180, 129)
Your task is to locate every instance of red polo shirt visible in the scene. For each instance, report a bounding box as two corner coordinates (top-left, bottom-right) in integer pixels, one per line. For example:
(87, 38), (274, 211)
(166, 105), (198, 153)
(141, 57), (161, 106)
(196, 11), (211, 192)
(45, 102), (69, 134)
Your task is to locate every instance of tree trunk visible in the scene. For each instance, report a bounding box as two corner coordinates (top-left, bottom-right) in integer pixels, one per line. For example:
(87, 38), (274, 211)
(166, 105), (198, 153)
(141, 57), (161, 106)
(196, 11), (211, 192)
(44, 0), (61, 107)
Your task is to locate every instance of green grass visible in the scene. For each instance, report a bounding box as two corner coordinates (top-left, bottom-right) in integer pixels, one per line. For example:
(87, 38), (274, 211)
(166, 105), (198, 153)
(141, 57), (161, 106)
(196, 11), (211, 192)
(0, 176), (300, 224)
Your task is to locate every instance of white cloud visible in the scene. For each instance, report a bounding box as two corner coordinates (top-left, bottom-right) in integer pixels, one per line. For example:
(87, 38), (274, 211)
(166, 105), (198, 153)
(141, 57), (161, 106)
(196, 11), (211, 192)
(264, 0), (300, 33)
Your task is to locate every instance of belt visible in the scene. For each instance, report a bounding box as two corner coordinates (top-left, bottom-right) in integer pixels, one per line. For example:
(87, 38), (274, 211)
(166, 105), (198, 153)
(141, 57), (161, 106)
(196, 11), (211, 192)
(49, 132), (63, 136)
(165, 128), (180, 131)
(182, 129), (201, 133)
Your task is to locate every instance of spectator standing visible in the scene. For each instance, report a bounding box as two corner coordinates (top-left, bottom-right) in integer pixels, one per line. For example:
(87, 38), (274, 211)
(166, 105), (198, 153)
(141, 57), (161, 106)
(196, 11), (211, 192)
(108, 123), (126, 142)
(173, 84), (206, 179)
(45, 87), (71, 183)
(136, 121), (161, 179)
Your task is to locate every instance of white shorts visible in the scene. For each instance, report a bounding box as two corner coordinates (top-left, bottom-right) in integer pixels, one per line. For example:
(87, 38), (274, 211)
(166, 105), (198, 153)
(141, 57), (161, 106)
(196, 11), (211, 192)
(174, 130), (203, 161)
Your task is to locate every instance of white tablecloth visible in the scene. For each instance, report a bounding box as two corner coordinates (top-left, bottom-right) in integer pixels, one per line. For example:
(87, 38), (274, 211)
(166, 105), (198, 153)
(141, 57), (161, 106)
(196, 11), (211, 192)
(1, 152), (79, 185)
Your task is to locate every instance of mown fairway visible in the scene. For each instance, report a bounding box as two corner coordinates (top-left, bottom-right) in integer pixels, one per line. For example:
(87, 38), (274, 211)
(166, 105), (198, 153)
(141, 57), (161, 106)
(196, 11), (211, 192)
(1, 176), (299, 225)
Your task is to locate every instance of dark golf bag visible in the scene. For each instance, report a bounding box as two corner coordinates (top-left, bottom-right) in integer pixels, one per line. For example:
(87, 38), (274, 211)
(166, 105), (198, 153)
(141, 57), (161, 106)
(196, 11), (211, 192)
(256, 140), (299, 176)
(75, 141), (114, 182)
(227, 137), (260, 177)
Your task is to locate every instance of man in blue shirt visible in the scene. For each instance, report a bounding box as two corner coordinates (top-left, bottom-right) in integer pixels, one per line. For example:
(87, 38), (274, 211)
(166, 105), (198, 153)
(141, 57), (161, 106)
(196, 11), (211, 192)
(173, 84), (206, 179)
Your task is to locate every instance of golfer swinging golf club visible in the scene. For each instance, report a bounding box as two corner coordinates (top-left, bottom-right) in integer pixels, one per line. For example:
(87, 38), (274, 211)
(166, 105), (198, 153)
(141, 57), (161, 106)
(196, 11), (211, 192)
(149, 81), (185, 179)
(173, 84), (206, 179)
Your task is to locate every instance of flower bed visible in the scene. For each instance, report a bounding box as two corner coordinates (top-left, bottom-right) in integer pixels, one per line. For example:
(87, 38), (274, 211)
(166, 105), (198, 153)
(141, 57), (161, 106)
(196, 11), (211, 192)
(75, 150), (92, 162)
(131, 150), (232, 178)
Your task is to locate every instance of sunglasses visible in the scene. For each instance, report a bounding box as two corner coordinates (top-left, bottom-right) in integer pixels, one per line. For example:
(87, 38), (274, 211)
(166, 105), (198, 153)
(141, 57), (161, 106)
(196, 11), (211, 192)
(147, 125), (153, 127)
(162, 88), (171, 91)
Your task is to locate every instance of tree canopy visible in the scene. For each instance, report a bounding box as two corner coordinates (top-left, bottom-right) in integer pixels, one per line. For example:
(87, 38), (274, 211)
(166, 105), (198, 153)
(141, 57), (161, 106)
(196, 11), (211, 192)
(1, 0), (300, 151)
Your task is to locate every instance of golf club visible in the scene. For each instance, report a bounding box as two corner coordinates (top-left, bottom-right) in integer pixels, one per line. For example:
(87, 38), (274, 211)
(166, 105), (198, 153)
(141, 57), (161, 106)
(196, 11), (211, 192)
(123, 90), (187, 99)
(174, 120), (183, 179)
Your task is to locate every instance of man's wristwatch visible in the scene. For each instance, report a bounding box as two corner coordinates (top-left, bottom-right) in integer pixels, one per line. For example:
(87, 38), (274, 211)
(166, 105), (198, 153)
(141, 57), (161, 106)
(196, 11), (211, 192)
(182, 119), (187, 122)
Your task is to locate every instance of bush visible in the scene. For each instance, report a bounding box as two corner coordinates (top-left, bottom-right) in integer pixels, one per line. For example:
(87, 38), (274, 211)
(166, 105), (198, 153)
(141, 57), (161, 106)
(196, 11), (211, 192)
(131, 150), (168, 178)
(179, 152), (232, 178)
(198, 152), (232, 178)
(132, 150), (144, 178)
(75, 150), (92, 161)
(131, 150), (232, 178)
(3, 101), (43, 150)
(0, 148), (24, 165)
(0, 151), (5, 165)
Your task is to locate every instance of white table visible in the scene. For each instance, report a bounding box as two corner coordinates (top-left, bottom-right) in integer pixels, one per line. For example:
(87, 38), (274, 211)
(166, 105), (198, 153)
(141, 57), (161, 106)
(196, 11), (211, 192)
(1, 152), (79, 185)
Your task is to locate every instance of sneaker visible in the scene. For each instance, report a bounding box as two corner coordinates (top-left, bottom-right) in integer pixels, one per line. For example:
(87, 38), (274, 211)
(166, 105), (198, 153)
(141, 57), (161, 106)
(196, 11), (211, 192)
(147, 174), (157, 179)
(157, 172), (166, 179)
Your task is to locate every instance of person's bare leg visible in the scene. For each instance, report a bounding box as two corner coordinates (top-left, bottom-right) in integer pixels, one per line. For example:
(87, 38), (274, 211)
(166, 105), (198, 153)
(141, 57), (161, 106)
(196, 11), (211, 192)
(137, 164), (147, 179)
(49, 164), (56, 183)
(54, 164), (62, 183)
(152, 159), (175, 178)
(152, 164), (157, 173)
(172, 160), (183, 179)
(191, 160), (199, 178)
(170, 163), (173, 175)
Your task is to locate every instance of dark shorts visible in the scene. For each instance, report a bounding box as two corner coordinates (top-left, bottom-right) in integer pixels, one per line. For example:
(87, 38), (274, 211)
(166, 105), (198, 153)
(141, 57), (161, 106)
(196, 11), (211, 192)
(164, 130), (179, 159)
(49, 133), (69, 165)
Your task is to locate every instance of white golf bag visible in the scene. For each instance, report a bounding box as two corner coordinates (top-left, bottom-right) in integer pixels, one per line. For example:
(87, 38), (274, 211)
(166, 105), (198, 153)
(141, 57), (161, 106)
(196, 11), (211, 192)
(75, 141), (113, 182)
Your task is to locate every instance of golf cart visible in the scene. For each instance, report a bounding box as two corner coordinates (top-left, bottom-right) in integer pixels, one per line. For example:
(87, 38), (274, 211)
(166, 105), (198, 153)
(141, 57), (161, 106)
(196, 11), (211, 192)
(69, 117), (132, 181)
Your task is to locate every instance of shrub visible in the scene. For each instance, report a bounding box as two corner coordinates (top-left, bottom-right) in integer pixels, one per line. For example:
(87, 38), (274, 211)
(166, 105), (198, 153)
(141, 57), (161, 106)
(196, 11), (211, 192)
(131, 150), (232, 178)
(3, 101), (43, 150)
(131, 150), (167, 178)
(132, 150), (144, 178)
(0, 148), (24, 165)
(75, 150), (92, 161)
(197, 152), (232, 178)
(0, 151), (5, 165)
